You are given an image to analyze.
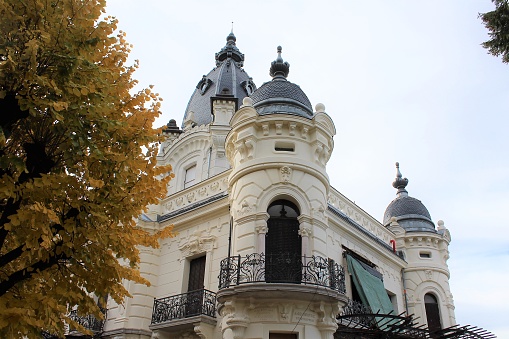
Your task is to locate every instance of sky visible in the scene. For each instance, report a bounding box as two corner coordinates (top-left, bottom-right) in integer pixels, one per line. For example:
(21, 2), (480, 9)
(106, 1), (509, 336)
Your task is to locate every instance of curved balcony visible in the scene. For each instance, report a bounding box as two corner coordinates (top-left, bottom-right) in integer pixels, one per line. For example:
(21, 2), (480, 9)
(218, 253), (346, 294)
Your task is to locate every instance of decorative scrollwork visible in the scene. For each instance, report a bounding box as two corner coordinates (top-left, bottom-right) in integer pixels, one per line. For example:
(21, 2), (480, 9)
(151, 289), (216, 324)
(218, 253), (346, 294)
(68, 307), (106, 334)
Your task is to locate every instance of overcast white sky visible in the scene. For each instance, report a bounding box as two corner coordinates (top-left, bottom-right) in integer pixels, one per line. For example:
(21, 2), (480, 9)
(106, 0), (509, 336)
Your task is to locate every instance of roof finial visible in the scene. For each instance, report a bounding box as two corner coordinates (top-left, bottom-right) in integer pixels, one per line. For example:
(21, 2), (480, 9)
(270, 45), (290, 79)
(392, 162), (409, 195)
(226, 28), (236, 44)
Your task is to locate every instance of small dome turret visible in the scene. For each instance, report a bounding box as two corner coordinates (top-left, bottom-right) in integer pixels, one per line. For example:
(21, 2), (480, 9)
(182, 32), (256, 127)
(250, 46), (313, 119)
(383, 163), (435, 232)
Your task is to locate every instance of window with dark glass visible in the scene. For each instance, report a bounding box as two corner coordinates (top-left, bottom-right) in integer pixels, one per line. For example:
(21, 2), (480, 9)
(425, 293), (442, 333)
(185, 255), (206, 316)
(265, 200), (301, 283)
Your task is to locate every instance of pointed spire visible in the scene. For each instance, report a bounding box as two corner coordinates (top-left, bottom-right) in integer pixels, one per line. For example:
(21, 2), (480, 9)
(392, 162), (409, 196)
(226, 23), (236, 45)
(269, 46), (290, 79)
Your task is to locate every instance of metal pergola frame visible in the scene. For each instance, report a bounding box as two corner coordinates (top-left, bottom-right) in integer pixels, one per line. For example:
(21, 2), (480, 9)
(336, 301), (496, 339)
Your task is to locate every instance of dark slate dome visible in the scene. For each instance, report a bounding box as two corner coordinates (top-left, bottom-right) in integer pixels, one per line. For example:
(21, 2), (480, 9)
(383, 163), (436, 232)
(250, 46), (313, 119)
(182, 32), (256, 127)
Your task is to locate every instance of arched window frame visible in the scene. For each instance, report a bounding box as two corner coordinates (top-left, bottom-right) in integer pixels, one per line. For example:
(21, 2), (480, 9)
(264, 199), (302, 283)
(424, 292), (442, 332)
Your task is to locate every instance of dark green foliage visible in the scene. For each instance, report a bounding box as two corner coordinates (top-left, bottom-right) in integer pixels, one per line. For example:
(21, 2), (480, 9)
(480, 0), (509, 63)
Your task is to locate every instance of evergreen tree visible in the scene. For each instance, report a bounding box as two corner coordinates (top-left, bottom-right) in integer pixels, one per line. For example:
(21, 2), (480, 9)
(480, 0), (509, 63)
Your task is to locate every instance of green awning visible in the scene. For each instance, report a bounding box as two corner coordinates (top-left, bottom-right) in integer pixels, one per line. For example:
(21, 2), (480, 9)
(346, 254), (394, 315)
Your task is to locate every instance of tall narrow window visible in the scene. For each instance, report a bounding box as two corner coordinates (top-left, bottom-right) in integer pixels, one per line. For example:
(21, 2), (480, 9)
(265, 200), (301, 283)
(188, 256), (206, 292)
(186, 256), (206, 317)
(425, 293), (442, 333)
(184, 164), (196, 189)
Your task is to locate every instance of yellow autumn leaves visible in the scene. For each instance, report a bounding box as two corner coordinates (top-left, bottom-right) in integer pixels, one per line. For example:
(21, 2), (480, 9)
(0, 0), (174, 337)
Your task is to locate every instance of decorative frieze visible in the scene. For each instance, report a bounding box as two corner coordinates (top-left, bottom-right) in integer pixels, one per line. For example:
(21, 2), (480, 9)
(328, 188), (394, 245)
(161, 172), (228, 215)
(405, 236), (441, 248)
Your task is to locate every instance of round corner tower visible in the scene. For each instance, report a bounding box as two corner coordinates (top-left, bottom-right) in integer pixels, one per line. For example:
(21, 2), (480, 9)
(225, 46), (337, 260)
(220, 47), (345, 339)
(384, 163), (456, 331)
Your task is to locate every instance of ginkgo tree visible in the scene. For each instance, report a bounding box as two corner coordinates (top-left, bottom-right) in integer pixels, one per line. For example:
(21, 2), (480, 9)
(0, 0), (173, 337)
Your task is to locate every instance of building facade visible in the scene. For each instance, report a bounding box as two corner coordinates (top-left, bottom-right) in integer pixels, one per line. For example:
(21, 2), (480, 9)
(94, 33), (480, 339)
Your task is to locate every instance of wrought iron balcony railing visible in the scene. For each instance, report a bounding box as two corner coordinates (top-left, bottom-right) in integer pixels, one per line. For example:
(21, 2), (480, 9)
(218, 253), (346, 294)
(68, 307), (106, 333)
(151, 289), (217, 325)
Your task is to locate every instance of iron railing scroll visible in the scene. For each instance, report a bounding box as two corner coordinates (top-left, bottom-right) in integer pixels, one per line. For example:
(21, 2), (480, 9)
(218, 253), (346, 294)
(68, 307), (106, 334)
(151, 289), (216, 325)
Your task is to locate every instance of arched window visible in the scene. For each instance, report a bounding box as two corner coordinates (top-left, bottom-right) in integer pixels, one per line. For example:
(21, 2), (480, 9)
(265, 200), (301, 283)
(425, 293), (442, 333)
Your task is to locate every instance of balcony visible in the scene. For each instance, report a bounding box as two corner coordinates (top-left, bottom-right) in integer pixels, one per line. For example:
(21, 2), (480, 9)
(150, 289), (217, 331)
(66, 308), (106, 338)
(218, 253), (346, 294)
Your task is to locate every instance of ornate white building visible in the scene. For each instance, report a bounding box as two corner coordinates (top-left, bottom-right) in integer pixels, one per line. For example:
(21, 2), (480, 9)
(90, 33), (493, 339)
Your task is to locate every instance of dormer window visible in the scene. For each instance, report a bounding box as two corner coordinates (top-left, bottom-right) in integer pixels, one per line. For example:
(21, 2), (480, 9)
(241, 79), (256, 96)
(197, 76), (212, 95)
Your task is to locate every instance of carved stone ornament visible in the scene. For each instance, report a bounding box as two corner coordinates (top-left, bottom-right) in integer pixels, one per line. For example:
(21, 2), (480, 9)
(425, 270), (433, 281)
(312, 204), (326, 220)
(255, 224), (268, 234)
(262, 124), (269, 136)
(280, 166), (292, 183)
(298, 226), (312, 238)
(178, 230), (216, 258)
(238, 200), (255, 217)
